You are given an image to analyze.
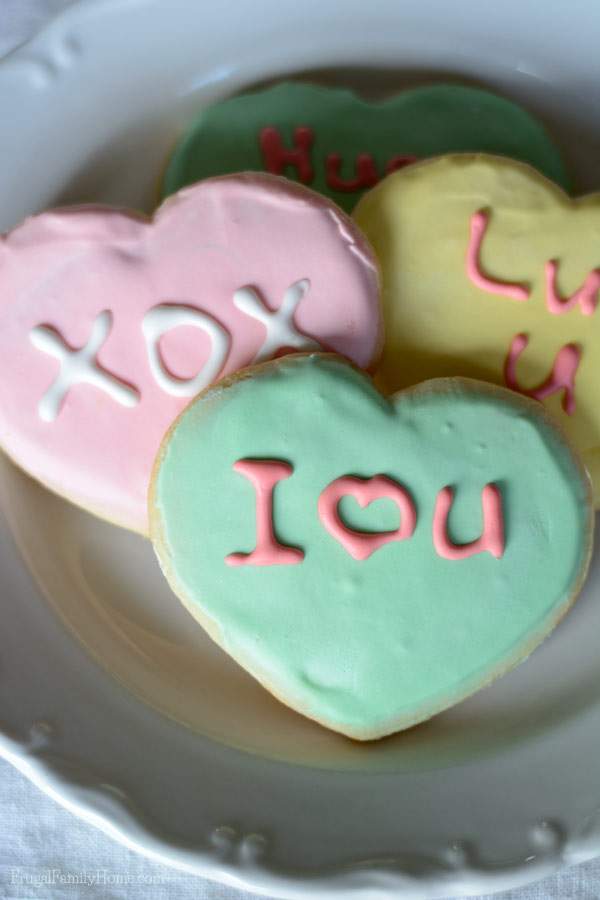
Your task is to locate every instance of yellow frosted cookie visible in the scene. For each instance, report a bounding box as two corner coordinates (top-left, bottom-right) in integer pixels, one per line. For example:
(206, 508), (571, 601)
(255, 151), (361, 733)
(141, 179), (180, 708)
(354, 154), (600, 504)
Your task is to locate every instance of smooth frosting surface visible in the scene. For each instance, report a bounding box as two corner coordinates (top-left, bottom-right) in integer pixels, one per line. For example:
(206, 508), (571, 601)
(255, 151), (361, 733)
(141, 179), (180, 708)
(0, 174), (380, 532)
(353, 154), (600, 505)
(151, 355), (592, 739)
(161, 82), (569, 213)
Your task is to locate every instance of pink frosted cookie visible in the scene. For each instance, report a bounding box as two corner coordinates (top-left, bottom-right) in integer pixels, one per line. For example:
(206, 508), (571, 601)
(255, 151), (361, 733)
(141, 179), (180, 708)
(0, 174), (380, 533)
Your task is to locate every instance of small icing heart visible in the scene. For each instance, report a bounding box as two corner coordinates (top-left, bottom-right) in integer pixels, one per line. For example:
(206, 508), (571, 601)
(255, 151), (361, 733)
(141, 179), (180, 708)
(354, 154), (600, 506)
(0, 174), (380, 532)
(162, 82), (569, 213)
(150, 354), (593, 740)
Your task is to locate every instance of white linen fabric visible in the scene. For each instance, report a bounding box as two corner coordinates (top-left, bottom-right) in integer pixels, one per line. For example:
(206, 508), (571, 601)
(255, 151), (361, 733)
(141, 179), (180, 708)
(0, 2), (599, 898)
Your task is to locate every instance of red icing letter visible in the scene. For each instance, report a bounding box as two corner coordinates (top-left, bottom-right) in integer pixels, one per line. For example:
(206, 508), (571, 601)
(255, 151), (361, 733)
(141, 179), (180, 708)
(225, 459), (304, 567)
(259, 126), (314, 183)
(318, 475), (416, 561)
(466, 210), (530, 301)
(433, 484), (504, 561)
(385, 154), (418, 174)
(325, 153), (379, 192)
(504, 333), (581, 415)
(545, 260), (600, 316)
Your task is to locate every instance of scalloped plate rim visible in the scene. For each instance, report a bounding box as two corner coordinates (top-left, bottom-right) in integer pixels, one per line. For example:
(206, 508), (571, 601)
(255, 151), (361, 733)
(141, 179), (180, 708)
(1, 0), (600, 896)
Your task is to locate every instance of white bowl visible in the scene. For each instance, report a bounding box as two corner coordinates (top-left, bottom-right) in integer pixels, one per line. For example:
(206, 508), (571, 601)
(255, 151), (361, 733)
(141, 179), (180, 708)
(1, 0), (600, 896)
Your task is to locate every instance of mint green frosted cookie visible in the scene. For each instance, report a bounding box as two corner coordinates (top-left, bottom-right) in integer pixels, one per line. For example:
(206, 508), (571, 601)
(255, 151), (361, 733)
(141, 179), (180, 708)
(162, 82), (569, 213)
(150, 355), (592, 740)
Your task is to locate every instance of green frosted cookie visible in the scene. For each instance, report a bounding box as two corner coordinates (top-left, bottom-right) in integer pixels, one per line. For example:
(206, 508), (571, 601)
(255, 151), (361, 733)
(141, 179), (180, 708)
(162, 82), (569, 212)
(150, 354), (592, 740)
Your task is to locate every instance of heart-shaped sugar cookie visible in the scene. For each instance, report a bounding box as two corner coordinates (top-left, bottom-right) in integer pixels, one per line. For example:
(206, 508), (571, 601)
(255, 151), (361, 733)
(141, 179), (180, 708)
(0, 174), (380, 533)
(354, 154), (600, 505)
(162, 82), (569, 213)
(150, 354), (592, 740)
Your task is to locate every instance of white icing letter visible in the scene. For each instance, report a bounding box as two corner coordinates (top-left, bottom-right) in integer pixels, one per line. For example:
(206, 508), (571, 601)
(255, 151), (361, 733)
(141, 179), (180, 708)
(30, 310), (139, 422)
(233, 279), (321, 363)
(142, 304), (230, 397)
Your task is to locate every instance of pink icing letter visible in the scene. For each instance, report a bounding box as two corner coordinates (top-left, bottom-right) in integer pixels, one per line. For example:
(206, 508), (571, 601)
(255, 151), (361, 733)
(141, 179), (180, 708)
(385, 154), (418, 174)
(504, 333), (581, 415)
(325, 153), (379, 192)
(259, 126), (314, 183)
(433, 484), (504, 561)
(545, 260), (600, 316)
(318, 475), (417, 561)
(225, 459), (304, 567)
(466, 210), (530, 302)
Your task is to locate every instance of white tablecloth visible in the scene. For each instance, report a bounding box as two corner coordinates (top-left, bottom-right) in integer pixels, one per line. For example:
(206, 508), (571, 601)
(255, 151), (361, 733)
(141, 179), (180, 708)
(1, 3), (599, 898)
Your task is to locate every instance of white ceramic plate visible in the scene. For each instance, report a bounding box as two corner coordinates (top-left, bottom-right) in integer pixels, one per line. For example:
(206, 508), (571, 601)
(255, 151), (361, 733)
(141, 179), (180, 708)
(1, 0), (600, 896)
